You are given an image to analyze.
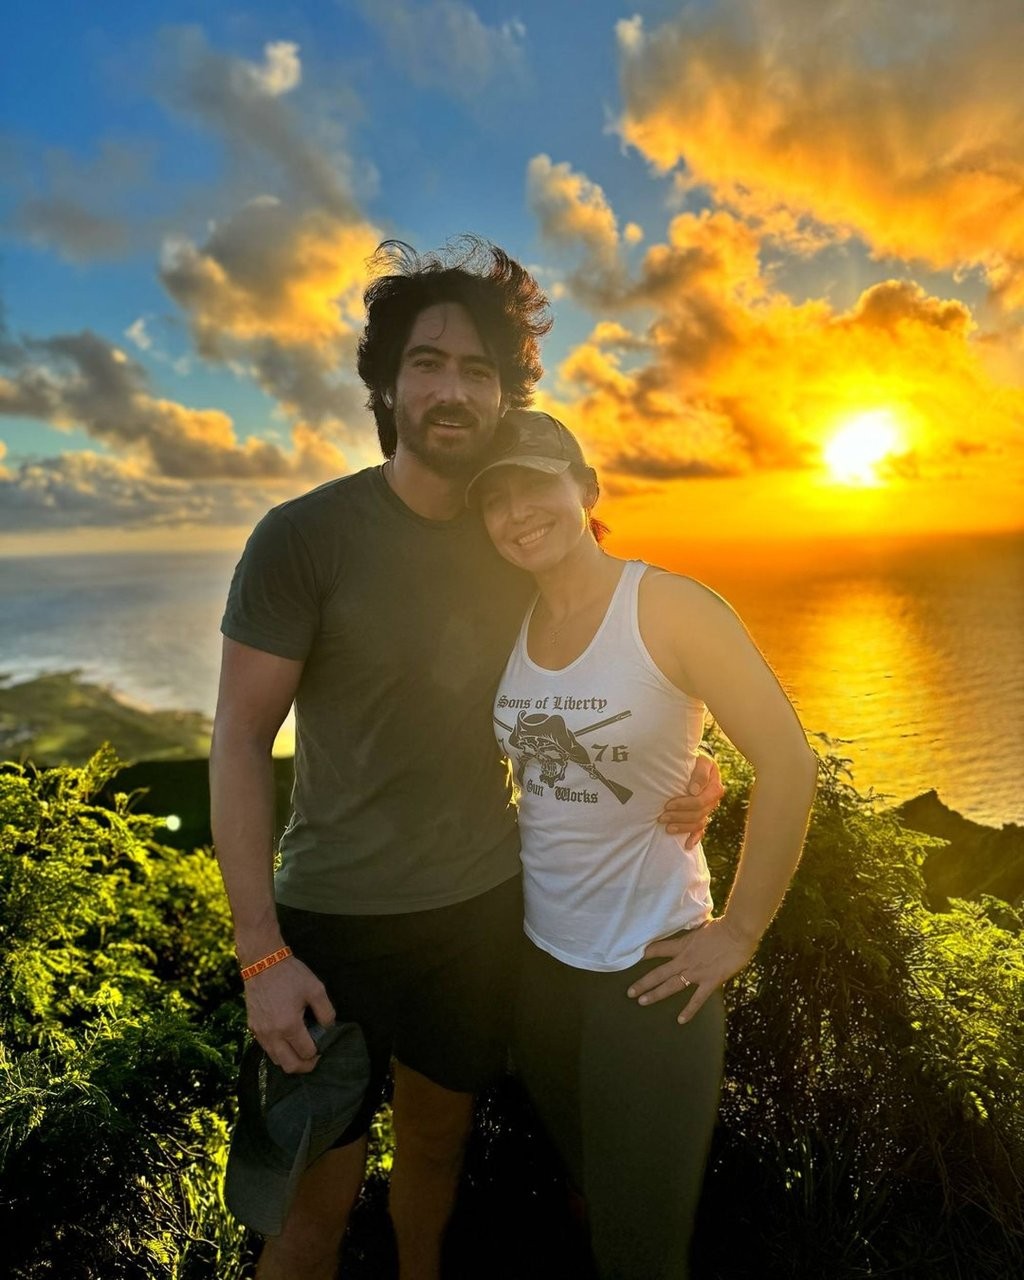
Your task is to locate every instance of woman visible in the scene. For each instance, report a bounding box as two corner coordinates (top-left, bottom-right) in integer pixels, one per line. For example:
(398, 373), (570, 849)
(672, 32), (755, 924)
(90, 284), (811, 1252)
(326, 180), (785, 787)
(467, 410), (818, 1280)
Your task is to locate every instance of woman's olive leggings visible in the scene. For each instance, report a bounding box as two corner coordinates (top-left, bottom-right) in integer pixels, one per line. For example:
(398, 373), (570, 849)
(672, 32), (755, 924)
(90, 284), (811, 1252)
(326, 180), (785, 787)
(513, 938), (726, 1280)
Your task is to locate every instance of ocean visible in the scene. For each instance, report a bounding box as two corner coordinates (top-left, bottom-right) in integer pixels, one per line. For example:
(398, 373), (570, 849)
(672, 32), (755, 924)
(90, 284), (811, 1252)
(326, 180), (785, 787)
(1, 531), (1021, 827)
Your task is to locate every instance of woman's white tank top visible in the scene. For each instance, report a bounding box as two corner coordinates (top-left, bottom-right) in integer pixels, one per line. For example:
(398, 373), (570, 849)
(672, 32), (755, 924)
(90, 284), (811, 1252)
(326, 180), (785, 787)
(494, 559), (714, 971)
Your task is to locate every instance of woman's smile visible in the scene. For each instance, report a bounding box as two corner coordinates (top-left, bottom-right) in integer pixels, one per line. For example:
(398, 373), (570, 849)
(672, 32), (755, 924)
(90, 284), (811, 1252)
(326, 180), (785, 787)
(514, 523), (554, 548)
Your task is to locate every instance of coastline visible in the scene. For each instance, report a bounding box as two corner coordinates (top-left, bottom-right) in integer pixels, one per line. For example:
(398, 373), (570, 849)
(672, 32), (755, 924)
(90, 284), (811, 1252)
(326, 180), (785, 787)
(3, 669), (1021, 910)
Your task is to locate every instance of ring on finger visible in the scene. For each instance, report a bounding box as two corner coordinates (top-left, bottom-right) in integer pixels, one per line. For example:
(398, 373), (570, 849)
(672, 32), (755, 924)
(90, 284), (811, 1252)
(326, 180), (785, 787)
(678, 973), (691, 987)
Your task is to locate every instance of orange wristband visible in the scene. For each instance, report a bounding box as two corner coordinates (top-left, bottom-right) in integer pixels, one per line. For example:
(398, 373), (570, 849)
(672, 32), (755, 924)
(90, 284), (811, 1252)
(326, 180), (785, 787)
(240, 946), (293, 982)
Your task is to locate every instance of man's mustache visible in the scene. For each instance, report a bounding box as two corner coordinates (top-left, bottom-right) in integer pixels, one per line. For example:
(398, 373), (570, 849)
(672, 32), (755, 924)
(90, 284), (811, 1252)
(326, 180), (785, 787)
(425, 406), (478, 428)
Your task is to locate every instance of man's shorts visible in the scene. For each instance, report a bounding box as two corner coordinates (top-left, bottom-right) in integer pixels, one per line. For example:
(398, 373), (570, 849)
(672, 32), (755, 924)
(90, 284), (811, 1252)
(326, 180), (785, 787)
(276, 874), (523, 1144)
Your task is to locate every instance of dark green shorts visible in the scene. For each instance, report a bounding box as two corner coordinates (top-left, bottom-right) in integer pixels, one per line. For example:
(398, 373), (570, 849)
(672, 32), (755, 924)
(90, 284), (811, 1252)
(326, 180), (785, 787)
(276, 874), (523, 1143)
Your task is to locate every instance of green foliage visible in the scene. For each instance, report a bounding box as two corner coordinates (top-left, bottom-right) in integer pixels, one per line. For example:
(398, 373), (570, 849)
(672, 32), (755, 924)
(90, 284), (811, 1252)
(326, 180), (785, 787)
(0, 747), (236, 1046)
(0, 750), (249, 1278)
(2, 742), (1022, 1277)
(694, 733), (1024, 1278)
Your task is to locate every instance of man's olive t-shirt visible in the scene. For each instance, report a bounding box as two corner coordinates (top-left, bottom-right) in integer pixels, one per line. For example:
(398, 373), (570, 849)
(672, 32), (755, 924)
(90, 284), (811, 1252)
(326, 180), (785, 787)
(221, 466), (532, 915)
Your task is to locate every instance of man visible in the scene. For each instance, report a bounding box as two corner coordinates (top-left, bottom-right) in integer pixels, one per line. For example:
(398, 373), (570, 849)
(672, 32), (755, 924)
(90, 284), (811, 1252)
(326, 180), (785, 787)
(211, 239), (722, 1280)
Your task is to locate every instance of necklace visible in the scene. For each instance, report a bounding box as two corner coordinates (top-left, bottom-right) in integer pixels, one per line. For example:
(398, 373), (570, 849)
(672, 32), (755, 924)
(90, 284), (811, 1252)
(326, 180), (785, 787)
(538, 557), (623, 646)
(541, 590), (608, 645)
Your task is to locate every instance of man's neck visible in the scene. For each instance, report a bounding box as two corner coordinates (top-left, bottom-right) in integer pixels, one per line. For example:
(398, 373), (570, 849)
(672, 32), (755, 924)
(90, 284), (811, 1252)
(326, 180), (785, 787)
(384, 449), (469, 521)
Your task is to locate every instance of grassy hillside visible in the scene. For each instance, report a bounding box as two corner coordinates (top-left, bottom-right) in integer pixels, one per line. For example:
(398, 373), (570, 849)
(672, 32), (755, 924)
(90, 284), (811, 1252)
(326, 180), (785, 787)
(0, 671), (211, 765)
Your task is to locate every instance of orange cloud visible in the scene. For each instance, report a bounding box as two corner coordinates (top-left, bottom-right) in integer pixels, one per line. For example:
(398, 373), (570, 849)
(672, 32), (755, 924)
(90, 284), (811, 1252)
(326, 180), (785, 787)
(532, 204), (1023, 509)
(527, 154), (631, 304)
(160, 200), (377, 351)
(616, 0), (1024, 307)
(159, 198), (381, 432)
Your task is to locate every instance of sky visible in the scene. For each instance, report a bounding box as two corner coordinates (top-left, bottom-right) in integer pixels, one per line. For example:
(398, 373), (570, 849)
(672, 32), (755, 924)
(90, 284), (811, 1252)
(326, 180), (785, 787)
(1, 0), (1022, 558)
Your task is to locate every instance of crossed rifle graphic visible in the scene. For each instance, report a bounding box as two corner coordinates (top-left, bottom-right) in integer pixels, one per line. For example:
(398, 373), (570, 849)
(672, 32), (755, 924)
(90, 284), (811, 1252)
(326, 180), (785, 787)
(493, 708), (633, 805)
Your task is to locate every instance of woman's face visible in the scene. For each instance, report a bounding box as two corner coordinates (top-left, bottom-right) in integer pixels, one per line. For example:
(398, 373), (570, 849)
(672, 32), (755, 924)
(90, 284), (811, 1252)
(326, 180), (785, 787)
(477, 466), (591, 572)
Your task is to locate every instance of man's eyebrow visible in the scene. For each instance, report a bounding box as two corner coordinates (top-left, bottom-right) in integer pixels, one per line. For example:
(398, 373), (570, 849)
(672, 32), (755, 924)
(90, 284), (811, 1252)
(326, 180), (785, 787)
(402, 344), (497, 368)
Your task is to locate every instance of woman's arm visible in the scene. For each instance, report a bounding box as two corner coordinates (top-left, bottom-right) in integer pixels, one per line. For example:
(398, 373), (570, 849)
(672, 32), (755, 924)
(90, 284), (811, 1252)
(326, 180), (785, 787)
(628, 572), (818, 1023)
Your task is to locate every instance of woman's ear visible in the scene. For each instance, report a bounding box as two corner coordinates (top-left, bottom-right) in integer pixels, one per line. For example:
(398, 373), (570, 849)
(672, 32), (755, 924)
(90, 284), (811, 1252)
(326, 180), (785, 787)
(582, 466), (600, 510)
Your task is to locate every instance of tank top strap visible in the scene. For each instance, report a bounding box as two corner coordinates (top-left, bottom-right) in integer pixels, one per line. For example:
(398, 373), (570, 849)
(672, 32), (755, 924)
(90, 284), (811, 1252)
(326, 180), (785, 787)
(513, 590), (538, 658)
(592, 558), (646, 659)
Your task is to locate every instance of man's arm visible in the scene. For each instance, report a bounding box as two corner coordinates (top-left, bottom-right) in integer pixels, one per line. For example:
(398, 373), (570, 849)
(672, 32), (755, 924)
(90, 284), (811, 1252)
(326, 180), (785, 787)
(657, 752), (725, 849)
(210, 637), (335, 1073)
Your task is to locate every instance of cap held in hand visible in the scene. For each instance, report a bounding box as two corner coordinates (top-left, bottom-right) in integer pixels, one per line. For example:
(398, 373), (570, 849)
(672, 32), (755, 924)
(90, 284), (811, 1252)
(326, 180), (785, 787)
(225, 1019), (370, 1236)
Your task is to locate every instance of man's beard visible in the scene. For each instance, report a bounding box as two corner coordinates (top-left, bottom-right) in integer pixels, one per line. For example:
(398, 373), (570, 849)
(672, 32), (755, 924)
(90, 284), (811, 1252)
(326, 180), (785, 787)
(394, 404), (497, 478)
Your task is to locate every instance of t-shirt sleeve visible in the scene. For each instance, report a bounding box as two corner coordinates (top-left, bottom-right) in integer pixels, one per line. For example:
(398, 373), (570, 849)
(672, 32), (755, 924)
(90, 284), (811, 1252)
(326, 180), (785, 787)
(221, 507), (320, 661)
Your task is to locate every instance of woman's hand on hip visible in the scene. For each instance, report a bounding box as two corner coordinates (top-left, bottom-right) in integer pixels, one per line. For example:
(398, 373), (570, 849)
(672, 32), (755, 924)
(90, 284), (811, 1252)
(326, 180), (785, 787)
(626, 917), (758, 1024)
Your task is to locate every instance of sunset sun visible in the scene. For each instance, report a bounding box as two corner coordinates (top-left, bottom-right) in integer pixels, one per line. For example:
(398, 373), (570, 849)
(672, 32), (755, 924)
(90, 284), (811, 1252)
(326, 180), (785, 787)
(823, 410), (902, 485)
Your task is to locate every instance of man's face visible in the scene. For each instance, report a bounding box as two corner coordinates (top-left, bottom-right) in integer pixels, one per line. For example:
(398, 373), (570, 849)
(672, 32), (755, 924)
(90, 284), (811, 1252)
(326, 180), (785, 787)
(392, 302), (504, 477)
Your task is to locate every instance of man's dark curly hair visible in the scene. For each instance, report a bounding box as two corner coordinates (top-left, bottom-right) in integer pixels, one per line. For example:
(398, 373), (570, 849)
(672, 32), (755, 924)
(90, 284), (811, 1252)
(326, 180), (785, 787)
(357, 236), (552, 457)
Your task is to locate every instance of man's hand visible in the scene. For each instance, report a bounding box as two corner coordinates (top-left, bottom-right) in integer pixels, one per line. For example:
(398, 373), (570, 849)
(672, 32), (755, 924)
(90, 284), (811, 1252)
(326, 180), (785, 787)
(626, 916), (758, 1024)
(244, 956), (336, 1073)
(658, 753), (725, 849)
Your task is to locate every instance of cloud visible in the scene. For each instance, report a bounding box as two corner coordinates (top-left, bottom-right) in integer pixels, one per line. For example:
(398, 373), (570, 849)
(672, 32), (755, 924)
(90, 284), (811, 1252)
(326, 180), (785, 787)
(527, 155), (628, 303)
(615, 0), (1024, 306)
(6, 29), (367, 265)
(7, 140), (157, 263)
(2, 24), (387, 534)
(587, 321), (649, 353)
(15, 198), (130, 261)
(359, 0), (526, 99)
(156, 28), (362, 220)
(159, 199), (372, 349)
(842, 279), (974, 338)
(0, 449), (297, 531)
(125, 318), (153, 351)
(537, 204), (1023, 491)
(144, 30), (388, 432)
(158, 197), (380, 428)
(528, 158), (765, 313)
(0, 326), (347, 482)
(248, 40), (302, 97)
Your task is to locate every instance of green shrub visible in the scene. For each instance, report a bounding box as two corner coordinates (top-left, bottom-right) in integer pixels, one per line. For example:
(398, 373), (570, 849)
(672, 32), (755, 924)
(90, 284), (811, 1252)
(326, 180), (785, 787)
(2, 743), (1022, 1278)
(694, 737), (1024, 1278)
(0, 749), (249, 1278)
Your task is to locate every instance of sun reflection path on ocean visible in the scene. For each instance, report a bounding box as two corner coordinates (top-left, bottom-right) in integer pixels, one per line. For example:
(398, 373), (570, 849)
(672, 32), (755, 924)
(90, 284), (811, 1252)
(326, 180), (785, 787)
(691, 534), (1023, 829)
(777, 576), (944, 793)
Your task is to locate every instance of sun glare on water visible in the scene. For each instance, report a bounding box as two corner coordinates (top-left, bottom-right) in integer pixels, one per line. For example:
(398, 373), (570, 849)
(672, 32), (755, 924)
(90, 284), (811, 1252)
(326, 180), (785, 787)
(823, 410), (903, 485)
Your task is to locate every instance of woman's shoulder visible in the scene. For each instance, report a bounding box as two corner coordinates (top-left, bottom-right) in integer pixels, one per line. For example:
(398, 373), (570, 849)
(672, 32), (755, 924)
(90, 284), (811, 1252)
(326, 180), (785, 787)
(634, 565), (741, 697)
(637, 563), (736, 621)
